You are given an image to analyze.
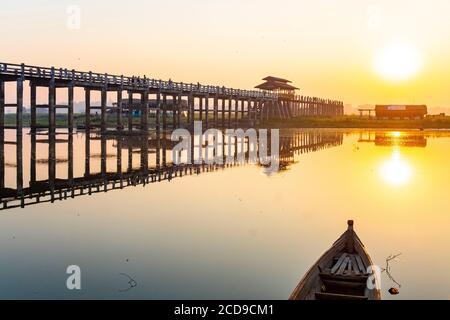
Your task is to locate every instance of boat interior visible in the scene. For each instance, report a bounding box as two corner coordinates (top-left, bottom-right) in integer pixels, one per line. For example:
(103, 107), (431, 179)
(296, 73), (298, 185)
(290, 220), (381, 300)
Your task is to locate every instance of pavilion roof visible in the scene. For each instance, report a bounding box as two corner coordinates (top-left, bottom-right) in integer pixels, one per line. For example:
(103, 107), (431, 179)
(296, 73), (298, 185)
(262, 76), (291, 83)
(255, 80), (299, 91)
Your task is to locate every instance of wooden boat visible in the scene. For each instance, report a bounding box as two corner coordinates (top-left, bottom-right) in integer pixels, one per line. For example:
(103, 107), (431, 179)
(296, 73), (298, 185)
(289, 220), (381, 300)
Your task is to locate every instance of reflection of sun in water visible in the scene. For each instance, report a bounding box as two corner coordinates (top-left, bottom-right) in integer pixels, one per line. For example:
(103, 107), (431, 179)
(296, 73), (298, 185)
(379, 149), (412, 186)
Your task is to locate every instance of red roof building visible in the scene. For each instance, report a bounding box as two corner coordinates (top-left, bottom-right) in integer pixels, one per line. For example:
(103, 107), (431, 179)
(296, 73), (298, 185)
(375, 105), (427, 119)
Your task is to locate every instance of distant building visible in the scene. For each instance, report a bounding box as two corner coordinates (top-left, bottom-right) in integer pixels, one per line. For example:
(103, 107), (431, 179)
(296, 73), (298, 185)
(375, 105), (427, 119)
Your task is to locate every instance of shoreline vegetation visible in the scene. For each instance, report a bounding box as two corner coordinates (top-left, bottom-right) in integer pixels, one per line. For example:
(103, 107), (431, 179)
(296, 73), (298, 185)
(260, 116), (450, 129)
(3, 113), (450, 129)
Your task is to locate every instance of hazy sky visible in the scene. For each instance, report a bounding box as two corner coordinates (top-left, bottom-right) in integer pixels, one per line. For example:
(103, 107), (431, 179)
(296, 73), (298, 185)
(1, 0), (450, 112)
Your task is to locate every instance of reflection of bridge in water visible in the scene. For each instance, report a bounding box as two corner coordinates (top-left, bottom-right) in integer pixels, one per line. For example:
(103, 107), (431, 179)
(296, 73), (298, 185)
(0, 130), (343, 210)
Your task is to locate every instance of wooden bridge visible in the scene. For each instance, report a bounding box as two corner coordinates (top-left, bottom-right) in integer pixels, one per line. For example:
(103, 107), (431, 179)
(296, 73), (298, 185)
(0, 62), (344, 135)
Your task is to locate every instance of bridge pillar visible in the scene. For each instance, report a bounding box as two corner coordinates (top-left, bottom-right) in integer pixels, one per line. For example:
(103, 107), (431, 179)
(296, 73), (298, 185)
(177, 93), (182, 128)
(205, 94), (209, 128)
(172, 94), (177, 129)
(141, 90), (149, 132)
(162, 93), (167, 132)
(29, 84), (36, 133)
(213, 94), (218, 128)
(234, 98), (239, 125)
(127, 91), (133, 132)
(228, 96), (232, 128)
(101, 86), (107, 133)
(68, 83), (74, 133)
(117, 89), (123, 132)
(199, 96), (203, 122)
(221, 98), (225, 128)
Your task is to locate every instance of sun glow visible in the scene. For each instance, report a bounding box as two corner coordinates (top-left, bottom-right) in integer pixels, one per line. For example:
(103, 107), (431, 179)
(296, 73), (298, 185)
(374, 44), (422, 81)
(379, 150), (412, 186)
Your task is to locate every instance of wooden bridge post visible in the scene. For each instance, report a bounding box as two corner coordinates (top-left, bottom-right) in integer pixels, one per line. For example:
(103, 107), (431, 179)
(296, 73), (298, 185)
(260, 101), (264, 121)
(292, 98), (296, 117)
(29, 83), (36, 132)
(317, 98), (321, 116)
(213, 94), (218, 128)
(188, 93), (194, 129)
(304, 97), (307, 116)
(199, 96), (203, 122)
(101, 85), (107, 133)
(228, 96), (232, 128)
(128, 91), (133, 132)
(85, 88), (91, 131)
(315, 98), (318, 116)
(259, 100), (263, 121)
(299, 96), (302, 116)
(141, 90), (149, 132)
(162, 93), (167, 132)
(68, 83), (74, 133)
(173, 94), (178, 128)
(177, 93), (182, 128)
(117, 88), (123, 132)
(308, 97), (312, 116)
(306, 97), (310, 116)
(162, 131), (167, 167)
(156, 89), (161, 131)
(205, 94), (209, 128)
(234, 98), (239, 125)
(221, 98), (226, 127)
(48, 69), (56, 135)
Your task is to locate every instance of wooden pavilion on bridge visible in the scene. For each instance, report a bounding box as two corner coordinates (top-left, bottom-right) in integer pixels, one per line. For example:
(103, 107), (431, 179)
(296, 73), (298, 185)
(255, 76), (299, 98)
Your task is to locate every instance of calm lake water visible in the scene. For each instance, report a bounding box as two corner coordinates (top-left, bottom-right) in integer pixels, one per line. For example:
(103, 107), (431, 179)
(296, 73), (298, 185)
(0, 128), (449, 299)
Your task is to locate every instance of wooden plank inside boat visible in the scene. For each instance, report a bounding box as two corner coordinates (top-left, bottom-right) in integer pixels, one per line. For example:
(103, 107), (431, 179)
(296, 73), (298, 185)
(349, 254), (360, 275)
(336, 256), (350, 275)
(355, 255), (366, 274)
(330, 253), (347, 274)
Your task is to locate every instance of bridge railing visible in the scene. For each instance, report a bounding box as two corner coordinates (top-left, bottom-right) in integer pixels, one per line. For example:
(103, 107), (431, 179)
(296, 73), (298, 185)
(0, 62), (278, 99)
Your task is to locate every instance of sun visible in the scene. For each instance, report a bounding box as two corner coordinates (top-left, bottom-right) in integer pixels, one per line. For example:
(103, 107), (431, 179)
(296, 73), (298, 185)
(374, 44), (422, 81)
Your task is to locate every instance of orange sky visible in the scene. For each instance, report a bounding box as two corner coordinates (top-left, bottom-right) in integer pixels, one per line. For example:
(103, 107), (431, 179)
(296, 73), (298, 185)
(1, 0), (450, 113)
